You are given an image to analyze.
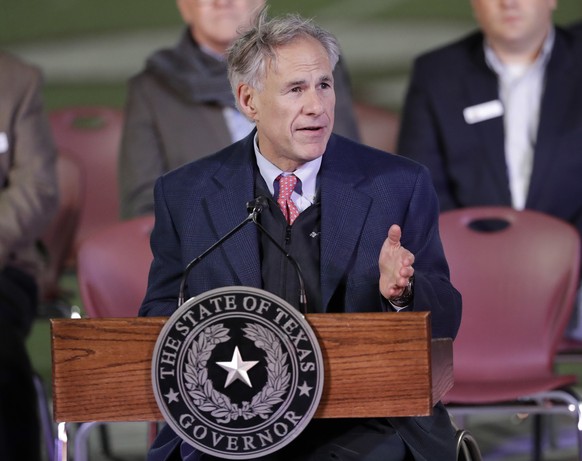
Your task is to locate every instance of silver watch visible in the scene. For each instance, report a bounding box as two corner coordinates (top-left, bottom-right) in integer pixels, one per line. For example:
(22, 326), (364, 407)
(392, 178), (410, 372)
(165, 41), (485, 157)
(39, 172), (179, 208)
(389, 276), (414, 308)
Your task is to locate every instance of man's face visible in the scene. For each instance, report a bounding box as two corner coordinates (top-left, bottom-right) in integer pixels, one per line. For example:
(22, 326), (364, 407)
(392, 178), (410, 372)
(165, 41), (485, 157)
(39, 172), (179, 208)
(471, 0), (556, 54)
(239, 36), (336, 172)
(177, 0), (265, 55)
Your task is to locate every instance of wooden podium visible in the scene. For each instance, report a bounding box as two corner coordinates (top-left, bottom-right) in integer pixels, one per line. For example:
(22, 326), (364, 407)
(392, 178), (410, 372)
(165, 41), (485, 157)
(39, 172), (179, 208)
(51, 311), (452, 424)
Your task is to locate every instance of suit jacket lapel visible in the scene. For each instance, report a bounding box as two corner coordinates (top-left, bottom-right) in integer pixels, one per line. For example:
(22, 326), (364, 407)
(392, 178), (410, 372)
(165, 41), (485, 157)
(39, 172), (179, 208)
(205, 133), (375, 304)
(464, 38), (511, 203)
(319, 139), (372, 310)
(205, 135), (262, 288)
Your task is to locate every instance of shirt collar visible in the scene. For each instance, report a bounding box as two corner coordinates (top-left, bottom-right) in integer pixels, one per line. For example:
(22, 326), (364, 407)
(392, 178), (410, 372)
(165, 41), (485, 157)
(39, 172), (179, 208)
(253, 133), (322, 202)
(200, 43), (226, 62)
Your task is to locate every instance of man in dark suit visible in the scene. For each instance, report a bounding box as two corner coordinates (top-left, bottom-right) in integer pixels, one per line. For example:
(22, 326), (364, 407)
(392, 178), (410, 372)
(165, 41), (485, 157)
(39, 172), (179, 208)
(118, 0), (360, 220)
(0, 50), (59, 461)
(397, 0), (582, 337)
(140, 9), (461, 461)
(398, 0), (582, 216)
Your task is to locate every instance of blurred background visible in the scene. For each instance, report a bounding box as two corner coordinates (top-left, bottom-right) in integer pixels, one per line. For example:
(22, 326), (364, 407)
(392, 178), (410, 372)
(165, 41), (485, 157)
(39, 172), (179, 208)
(2, 0), (581, 114)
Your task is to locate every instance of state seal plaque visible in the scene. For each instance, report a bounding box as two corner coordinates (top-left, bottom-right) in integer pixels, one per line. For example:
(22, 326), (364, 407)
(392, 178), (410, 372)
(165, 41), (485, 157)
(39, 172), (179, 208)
(151, 286), (324, 459)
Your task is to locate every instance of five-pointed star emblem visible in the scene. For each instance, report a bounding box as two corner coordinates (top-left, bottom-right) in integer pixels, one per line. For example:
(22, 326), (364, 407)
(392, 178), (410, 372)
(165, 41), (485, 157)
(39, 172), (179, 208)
(216, 346), (259, 388)
(164, 387), (180, 403)
(297, 381), (313, 397)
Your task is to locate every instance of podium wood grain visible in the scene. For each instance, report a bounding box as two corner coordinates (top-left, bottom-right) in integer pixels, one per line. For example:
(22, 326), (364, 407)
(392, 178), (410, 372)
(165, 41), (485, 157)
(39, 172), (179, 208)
(51, 312), (453, 423)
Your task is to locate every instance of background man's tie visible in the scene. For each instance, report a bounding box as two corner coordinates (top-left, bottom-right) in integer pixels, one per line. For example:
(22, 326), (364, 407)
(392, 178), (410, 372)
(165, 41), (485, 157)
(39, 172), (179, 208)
(276, 174), (300, 225)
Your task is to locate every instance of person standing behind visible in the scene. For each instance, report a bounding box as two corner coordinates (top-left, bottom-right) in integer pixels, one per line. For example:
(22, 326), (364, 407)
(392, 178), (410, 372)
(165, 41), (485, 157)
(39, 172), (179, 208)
(140, 8), (461, 460)
(119, 0), (360, 219)
(397, 0), (582, 336)
(0, 50), (59, 461)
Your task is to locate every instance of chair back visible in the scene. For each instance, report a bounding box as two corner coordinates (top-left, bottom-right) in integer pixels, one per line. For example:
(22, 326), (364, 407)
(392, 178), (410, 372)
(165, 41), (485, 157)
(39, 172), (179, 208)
(439, 207), (580, 385)
(353, 102), (400, 152)
(40, 155), (82, 301)
(77, 215), (154, 318)
(49, 106), (123, 256)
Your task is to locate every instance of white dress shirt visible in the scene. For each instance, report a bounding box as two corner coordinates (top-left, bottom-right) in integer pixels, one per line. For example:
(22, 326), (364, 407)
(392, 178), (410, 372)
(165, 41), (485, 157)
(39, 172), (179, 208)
(484, 28), (554, 210)
(253, 134), (321, 212)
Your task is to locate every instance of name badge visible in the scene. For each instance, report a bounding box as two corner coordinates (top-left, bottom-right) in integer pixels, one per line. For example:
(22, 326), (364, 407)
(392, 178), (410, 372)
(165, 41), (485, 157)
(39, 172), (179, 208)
(0, 133), (8, 153)
(463, 100), (504, 125)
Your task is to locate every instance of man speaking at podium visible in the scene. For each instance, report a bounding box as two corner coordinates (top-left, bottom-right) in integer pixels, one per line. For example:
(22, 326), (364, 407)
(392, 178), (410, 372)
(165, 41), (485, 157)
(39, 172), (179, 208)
(140, 8), (462, 461)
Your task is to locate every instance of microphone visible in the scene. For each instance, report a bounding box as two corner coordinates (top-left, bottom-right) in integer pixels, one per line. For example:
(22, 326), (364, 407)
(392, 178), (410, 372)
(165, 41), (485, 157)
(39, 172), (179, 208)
(247, 195), (269, 216)
(177, 196), (308, 314)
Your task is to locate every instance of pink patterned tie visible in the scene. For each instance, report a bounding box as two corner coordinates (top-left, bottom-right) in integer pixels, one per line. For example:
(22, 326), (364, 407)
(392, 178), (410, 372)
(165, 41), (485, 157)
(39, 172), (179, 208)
(276, 174), (300, 225)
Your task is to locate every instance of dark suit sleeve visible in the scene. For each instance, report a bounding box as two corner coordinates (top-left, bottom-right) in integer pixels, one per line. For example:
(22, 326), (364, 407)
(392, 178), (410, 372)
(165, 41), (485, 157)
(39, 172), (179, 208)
(401, 164), (462, 340)
(139, 176), (184, 317)
(397, 58), (457, 211)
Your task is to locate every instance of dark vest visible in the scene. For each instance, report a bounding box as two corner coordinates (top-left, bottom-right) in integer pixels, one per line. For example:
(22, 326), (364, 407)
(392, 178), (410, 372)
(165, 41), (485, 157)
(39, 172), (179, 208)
(255, 179), (322, 313)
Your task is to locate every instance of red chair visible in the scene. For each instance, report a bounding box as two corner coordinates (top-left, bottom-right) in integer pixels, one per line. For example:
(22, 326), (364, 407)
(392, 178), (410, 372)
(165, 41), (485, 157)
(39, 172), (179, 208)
(49, 106), (123, 261)
(353, 101), (400, 153)
(556, 338), (582, 363)
(73, 215), (155, 460)
(40, 155), (82, 307)
(77, 214), (154, 318)
(30, 156), (83, 461)
(439, 206), (582, 460)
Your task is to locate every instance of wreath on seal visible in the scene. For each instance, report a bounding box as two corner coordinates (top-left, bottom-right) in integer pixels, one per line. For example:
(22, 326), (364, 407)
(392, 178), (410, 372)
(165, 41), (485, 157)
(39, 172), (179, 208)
(184, 323), (291, 424)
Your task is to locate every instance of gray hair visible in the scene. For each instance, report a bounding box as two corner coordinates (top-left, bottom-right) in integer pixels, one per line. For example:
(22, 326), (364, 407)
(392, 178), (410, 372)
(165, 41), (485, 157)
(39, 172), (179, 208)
(227, 7), (340, 100)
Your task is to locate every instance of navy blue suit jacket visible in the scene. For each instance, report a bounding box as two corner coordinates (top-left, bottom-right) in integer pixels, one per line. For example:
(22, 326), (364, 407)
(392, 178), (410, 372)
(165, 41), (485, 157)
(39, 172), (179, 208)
(398, 28), (582, 244)
(140, 131), (462, 460)
(570, 21), (582, 37)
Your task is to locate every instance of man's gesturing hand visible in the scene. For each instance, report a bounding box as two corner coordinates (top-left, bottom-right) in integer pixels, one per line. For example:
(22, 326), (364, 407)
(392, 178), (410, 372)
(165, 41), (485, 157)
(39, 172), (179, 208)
(379, 224), (415, 300)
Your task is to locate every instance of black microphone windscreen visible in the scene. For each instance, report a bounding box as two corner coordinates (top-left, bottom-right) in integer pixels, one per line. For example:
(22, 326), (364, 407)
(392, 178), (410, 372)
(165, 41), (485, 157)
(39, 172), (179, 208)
(246, 196), (269, 214)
